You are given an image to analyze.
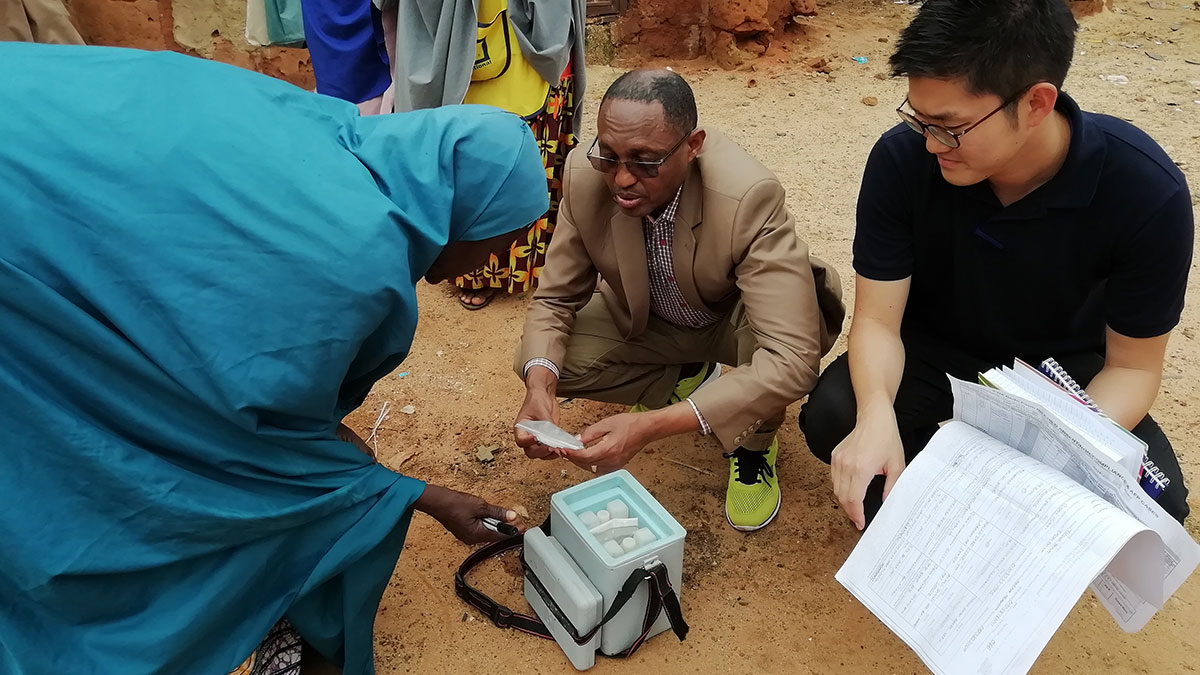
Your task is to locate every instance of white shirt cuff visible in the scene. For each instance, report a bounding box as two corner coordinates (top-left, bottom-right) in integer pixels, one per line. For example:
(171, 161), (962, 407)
(523, 357), (560, 380)
(686, 397), (711, 436)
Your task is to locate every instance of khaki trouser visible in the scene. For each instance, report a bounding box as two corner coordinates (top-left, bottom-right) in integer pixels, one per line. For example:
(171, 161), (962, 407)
(516, 292), (782, 451)
(1, 0), (84, 44)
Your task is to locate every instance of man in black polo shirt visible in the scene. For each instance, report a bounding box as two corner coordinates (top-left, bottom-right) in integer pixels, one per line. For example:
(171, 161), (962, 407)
(799, 0), (1193, 530)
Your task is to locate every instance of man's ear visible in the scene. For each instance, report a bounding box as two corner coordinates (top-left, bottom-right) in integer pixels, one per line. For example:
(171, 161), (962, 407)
(686, 128), (706, 161)
(1024, 83), (1060, 129)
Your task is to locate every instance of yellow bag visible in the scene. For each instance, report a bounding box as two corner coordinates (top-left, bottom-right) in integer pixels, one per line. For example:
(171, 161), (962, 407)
(463, 0), (552, 120)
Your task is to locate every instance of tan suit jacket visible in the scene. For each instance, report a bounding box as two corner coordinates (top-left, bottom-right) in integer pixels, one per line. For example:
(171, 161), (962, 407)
(518, 128), (845, 448)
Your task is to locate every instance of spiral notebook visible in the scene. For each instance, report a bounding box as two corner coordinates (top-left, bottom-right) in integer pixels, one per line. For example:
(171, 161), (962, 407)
(1036, 358), (1170, 499)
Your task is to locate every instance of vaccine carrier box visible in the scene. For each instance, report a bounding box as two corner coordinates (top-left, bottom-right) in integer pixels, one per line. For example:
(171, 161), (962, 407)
(522, 469), (686, 667)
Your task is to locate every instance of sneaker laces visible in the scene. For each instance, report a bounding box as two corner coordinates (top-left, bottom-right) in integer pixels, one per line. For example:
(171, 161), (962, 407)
(722, 448), (774, 486)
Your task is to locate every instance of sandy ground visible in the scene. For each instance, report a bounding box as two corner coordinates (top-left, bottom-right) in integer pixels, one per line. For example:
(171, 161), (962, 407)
(341, 2), (1200, 672)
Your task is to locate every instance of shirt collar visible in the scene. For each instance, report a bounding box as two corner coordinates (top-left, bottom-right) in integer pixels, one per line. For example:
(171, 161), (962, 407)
(645, 186), (684, 228)
(1041, 91), (1106, 209)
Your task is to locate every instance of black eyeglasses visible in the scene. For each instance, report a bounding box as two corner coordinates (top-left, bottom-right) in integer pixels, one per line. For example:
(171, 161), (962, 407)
(585, 129), (695, 179)
(896, 85), (1034, 149)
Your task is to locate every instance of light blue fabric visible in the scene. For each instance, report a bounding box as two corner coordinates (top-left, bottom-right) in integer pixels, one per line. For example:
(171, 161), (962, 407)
(265, 0), (306, 46)
(0, 43), (547, 675)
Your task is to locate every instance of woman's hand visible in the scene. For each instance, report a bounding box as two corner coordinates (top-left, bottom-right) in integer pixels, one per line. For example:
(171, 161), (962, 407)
(414, 484), (526, 544)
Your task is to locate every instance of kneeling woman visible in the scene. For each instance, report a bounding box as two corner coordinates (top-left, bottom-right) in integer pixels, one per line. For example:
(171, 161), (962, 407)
(0, 44), (546, 675)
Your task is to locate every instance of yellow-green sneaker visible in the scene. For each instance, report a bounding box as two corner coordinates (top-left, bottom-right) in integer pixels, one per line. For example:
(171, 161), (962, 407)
(630, 362), (720, 413)
(722, 436), (780, 531)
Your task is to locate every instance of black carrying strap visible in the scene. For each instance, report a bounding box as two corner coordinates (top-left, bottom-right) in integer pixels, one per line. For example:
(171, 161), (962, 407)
(453, 528), (688, 657)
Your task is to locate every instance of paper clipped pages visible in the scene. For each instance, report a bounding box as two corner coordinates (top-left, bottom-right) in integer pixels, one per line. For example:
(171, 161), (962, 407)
(835, 374), (1199, 675)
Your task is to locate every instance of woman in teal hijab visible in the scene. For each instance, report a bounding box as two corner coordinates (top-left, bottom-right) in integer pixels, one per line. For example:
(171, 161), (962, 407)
(0, 44), (547, 675)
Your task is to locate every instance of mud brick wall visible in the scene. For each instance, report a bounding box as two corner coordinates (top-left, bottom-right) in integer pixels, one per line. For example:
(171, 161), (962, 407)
(66, 0), (314, 89)
(64, 0), (1111, 79)
(612, 0), (818, 67)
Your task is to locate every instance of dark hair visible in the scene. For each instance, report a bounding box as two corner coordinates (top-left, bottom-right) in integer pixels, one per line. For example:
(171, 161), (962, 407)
(601, 69), (698, 133)
(890, 0), (1077, 102)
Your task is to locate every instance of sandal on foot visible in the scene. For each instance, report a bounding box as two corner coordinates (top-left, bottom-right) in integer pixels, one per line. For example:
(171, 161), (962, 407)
(458, 288), (497, 310)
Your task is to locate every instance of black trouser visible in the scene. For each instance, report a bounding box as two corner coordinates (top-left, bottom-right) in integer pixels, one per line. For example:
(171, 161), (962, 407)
(797, 331), (1190, 525)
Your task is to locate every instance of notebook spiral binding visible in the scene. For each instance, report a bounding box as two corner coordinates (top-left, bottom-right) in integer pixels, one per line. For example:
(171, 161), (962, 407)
(1037, 357), (1169, 500)
(1140, 459), (1170, 499)
(1038, 358), (1100, 412)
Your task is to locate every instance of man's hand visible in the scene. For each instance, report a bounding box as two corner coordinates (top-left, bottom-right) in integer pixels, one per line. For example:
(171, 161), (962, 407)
(830, 409), (905, 531)
(562, 412), (650, 473)
(514, 368), (561, 459)
(414, 484), (526, 545)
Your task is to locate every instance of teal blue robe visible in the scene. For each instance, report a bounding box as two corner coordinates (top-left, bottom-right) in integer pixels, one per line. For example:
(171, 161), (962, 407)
(0, 43), (548, 675)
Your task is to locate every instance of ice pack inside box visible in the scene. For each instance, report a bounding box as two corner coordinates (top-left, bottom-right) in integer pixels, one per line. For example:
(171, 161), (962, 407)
(522, 527), (602, 670)
(549, 470), (686, 656)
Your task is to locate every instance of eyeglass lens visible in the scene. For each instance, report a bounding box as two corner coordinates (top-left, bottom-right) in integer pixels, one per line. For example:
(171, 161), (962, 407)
(587, 155), (659, 179)
(896, 109), (959, 149)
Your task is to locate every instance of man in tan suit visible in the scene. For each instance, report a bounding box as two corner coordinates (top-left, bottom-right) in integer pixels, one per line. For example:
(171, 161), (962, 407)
(513, 69), (843, 531)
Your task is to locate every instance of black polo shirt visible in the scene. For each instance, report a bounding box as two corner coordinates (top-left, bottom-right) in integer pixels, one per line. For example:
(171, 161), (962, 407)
(853, 92), (1193, 363)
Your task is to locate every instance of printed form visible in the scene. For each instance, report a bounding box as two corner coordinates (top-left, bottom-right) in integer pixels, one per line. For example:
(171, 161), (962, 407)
(982, 364), (1144, 475)
(836, 422), (1160, 675)
(951, 377), (1199, 631)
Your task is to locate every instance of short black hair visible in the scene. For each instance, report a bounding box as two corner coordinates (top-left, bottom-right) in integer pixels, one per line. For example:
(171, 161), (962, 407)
(890, 0), (1078, 101)
(601, 69), (698, 134)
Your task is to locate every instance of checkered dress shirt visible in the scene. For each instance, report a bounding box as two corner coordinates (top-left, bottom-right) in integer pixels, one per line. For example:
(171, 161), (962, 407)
(643, 188), (721, 328)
